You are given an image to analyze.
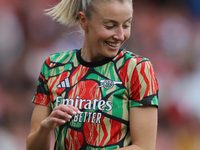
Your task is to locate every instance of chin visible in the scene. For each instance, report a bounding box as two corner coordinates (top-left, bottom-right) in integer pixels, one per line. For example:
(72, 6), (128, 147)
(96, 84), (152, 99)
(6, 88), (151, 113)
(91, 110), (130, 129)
(100, 45), (120, 58)
(105, 50), (119, 58)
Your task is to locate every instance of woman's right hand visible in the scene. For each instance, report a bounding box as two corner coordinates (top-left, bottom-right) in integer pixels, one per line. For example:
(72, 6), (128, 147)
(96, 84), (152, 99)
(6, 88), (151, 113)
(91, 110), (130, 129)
(40, 104), (81, 131)
(27, 104), (81, 150)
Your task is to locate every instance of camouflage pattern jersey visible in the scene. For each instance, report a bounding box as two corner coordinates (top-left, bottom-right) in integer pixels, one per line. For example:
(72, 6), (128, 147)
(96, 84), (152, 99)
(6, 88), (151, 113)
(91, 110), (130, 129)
(32, 48), (159, 150)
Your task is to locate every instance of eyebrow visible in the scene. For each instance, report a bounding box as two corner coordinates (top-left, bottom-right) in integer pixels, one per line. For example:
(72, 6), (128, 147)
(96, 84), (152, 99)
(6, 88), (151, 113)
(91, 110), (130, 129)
(102, 17), (133, 24)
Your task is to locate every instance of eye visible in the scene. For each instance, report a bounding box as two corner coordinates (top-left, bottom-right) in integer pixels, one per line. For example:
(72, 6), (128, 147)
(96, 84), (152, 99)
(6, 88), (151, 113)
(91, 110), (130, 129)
(123, 25), (130, 29)
(123, 19), (132, 28)
(104, 25), (115, 29)
(123, 22), (131, 28)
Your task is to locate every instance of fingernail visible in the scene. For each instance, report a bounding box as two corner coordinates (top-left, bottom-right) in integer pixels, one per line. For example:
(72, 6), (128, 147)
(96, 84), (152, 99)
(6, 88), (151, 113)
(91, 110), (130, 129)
(68, 115), (72, 119)
(62, 120), (66, 123)
(77, 111), (82, 114)
(72, 111), (77, 115)
(68, 119), (71, 122)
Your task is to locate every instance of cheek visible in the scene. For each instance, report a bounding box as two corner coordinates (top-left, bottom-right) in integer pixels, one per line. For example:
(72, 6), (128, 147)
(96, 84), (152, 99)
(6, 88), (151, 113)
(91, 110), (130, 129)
(89, 28), (107, 40)
(124, 29), (131, 39)
(97, 29), (114, 40)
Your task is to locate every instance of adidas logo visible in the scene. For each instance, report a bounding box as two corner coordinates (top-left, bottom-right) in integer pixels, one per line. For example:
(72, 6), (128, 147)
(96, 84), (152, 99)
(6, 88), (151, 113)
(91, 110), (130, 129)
(57, 78), (70, 88)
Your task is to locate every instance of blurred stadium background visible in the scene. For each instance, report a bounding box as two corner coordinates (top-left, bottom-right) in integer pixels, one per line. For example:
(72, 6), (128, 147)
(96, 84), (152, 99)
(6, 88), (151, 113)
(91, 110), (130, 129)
(0, 0), (200, 149)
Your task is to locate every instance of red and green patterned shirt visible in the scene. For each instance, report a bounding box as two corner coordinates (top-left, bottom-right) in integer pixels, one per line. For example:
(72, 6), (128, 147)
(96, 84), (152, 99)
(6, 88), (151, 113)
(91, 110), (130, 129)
(32, 48), (159, 150)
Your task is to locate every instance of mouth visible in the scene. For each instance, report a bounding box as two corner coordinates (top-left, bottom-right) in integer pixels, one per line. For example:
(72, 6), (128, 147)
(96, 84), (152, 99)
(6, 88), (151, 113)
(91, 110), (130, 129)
(105, 42), (121, 47)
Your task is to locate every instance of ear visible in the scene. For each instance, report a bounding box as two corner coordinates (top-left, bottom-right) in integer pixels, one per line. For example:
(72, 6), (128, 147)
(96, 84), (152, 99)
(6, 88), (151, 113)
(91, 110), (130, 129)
(79, 11), (87, 30)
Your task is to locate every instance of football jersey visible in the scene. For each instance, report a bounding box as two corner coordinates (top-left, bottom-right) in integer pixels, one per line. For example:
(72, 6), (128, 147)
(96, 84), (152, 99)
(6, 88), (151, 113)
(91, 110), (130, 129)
(32, 48), (159, 150)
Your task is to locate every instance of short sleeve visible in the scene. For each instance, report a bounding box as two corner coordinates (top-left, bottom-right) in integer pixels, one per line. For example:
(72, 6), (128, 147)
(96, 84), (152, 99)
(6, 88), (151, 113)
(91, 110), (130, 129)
(129, 59), (159, 107)
(32, 57), (51, 107)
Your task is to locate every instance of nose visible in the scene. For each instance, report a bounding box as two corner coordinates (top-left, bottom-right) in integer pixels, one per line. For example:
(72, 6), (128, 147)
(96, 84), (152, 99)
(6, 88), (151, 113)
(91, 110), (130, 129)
(113, 26), (125, 41)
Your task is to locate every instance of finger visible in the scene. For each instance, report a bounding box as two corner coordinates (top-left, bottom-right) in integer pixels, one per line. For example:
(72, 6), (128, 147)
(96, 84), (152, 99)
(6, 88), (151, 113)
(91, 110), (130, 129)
(41, 116), (67, 130)
(55, 104), (81, 116)
(67, 105), (82, 114)
(51, 109), (72, 121)
(50, 117), (67, 124)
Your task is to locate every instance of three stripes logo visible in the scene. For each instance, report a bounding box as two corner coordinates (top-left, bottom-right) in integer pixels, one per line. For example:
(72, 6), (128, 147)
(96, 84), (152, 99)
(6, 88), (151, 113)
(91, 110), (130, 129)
(57, 78), (70, 88)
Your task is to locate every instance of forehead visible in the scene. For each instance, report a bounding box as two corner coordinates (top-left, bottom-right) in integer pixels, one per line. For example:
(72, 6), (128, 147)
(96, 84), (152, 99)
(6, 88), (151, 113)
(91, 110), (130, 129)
(92, 0), (133, 20)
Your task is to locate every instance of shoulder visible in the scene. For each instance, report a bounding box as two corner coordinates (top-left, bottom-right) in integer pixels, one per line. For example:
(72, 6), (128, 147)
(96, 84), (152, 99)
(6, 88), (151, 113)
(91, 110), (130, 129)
(117, 48), (152, 67)
(40, 49), (79, 77)
(48, 49), (78, 63)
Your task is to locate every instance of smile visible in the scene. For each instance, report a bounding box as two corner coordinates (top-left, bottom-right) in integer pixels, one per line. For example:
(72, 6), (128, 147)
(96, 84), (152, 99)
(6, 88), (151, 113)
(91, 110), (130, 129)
(106, 42), (121, 47)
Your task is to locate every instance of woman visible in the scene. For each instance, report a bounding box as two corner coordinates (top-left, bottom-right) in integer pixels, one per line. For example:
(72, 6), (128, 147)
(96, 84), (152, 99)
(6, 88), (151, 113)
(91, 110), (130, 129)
(26, 0), (159, 150)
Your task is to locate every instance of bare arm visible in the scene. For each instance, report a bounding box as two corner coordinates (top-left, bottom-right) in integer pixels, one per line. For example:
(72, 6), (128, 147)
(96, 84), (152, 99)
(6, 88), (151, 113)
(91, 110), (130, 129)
(26, 104), (81, 150)
(117, 106), (158, 150)
(26, 105), (52, 150)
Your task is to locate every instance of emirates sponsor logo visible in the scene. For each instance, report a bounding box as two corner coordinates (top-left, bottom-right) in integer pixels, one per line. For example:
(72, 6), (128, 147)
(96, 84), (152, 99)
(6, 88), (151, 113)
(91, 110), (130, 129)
(56, 96), (113, 124)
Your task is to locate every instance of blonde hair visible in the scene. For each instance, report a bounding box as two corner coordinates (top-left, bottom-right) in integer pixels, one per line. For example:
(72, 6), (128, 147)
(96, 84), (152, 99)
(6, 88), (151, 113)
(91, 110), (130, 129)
(45, 0), (132, 26)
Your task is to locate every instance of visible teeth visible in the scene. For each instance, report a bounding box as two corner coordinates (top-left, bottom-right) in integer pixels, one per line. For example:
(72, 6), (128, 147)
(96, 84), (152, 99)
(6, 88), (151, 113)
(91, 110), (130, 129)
(107, 42), (120, 47)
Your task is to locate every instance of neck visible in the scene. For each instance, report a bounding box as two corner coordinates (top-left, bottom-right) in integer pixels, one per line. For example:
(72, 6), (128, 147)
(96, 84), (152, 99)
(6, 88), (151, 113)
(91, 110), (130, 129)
(81, 40), (106, 62)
